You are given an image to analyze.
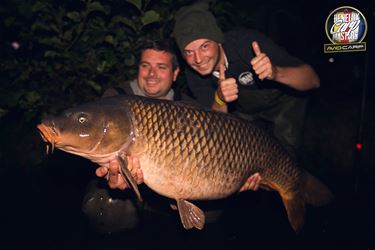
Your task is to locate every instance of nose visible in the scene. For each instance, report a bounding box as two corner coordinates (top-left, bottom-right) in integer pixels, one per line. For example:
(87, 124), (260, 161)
(194, 51), (202, 64)
(148, 66), (156, 76)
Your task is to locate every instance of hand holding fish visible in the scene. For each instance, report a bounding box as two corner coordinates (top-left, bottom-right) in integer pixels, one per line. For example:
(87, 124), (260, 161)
(240, 172), (262, 192)
(96, 156), (144, 190)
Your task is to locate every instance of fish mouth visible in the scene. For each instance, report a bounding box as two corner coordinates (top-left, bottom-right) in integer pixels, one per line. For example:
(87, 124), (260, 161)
(37, 123), (58, 154)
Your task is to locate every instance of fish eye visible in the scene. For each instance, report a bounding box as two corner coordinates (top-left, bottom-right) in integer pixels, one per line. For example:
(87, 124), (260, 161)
(78, 115), (87, 123)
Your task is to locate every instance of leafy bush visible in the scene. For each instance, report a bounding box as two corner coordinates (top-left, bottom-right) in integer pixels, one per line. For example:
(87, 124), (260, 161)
(0, 0), (192, 120)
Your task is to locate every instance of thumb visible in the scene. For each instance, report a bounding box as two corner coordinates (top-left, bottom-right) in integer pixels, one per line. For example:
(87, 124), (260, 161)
(219, 63), (226, 81)
(252, 41), (262, 56)
(95, 166), (108, 177)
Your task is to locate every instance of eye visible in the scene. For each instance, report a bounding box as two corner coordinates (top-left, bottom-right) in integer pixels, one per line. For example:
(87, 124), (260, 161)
(78, 115), (87, 123)
(184, 50), (193, 56)
(139, 63), (150, 69)
(201, 43), (210, 50)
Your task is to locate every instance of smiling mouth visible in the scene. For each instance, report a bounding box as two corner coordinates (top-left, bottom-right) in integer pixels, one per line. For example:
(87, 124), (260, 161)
(195, 62), (210, 70)
(146, 79), (159, 85)
(194, 64), (212, 74)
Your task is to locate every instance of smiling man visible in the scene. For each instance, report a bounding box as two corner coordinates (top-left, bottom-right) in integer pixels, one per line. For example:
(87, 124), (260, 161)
(173, 1), (320, 159)
(135, 45), (179, 98)
(103, 39), (180, 100)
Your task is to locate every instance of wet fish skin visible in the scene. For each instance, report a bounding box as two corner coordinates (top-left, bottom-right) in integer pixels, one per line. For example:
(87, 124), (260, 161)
(37, 95), (333, 232)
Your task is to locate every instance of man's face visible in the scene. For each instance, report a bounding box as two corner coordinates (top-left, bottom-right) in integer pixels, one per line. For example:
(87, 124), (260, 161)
(138, 49), (179, 99)
(183, 39), (221, 76)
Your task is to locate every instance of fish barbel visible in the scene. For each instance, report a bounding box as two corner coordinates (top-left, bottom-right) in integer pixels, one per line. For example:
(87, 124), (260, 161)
(37, 95), (333, 232)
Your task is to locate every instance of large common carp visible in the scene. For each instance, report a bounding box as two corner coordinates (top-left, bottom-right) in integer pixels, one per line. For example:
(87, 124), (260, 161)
(37, 95), (333, 232)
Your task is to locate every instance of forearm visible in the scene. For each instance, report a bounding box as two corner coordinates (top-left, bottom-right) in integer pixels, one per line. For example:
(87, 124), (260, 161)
(273, 64), (320, 91)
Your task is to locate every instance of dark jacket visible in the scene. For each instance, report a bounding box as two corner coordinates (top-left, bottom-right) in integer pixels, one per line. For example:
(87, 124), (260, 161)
(186, 29), (310, 158)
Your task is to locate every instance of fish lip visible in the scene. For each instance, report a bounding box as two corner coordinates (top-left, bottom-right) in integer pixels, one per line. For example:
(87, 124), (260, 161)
(37, 123), (55, 141)
(37, 124), (47, 142)
(37, 123), (59, 153)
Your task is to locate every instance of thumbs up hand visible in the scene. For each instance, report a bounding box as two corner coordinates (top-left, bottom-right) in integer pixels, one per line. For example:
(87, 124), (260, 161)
(250, 41), (276, 81)
(216, 63), (239, 104)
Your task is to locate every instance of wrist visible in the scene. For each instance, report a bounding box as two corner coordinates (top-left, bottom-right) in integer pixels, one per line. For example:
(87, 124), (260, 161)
(268, 65), (278, 81)
(214, 91), (226, 106)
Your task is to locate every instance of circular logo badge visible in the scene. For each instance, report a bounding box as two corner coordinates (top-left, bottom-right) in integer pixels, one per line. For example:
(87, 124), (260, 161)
(325, 6), (367, 44)
(238, 72), (255, 86)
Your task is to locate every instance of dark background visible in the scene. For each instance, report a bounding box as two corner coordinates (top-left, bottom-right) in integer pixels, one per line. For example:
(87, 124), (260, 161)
(0, 0), (374, 249)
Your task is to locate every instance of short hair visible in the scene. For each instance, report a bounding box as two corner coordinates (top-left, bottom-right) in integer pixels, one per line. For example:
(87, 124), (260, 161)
(137, 39), (179, 70)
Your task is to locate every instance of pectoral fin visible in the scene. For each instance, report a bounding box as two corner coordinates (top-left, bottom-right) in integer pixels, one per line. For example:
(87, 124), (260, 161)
(117, 156), (143, 203)
(176, 199), (205, 230)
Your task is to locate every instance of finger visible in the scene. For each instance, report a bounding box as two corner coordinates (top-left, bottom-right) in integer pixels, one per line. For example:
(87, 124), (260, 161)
(127, 156), (134, 171)
(135, 169), (144, 184)
(106, 160), (126, 189)
(253, 172), (261, 181)
(108, 174), (127, 190)
(221, 83), (238, 95)
(252, 41), (262, 56)
(248, 175), (257, 190)
(253, 63), (269, 80)
(107, 168), (128, 189)
(132, 157), (144, 184)
(108, 171), (120, 185)
(253, 173), (261, 190)
(249, 173), (261, 191)
(108, 160), (120, 174)
(252, 56), (273, 80)
(95, 166), (108, 177)
(219, 63), (226, 81)
(252, 53), (268, 69)
(248, 182), (257, 191)
(220, 77), (239, 100)
(132, 156), (140, 169)
(250, 51), (267, 66)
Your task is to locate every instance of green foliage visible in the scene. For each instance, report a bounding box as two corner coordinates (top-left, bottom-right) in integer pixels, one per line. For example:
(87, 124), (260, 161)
(0, 0), (297, 122)
(0, 0), (191, 120)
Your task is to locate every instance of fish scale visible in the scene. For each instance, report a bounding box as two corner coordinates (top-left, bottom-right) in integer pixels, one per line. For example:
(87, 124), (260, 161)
(37, 94), (333, 232)
(127, 97), (295, 198)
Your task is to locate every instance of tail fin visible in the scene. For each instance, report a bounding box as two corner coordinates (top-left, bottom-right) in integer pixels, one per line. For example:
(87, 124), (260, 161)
(279, 172), (334, 232)
(303, 172), (334, 206)
(280, 194), (305, 232)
